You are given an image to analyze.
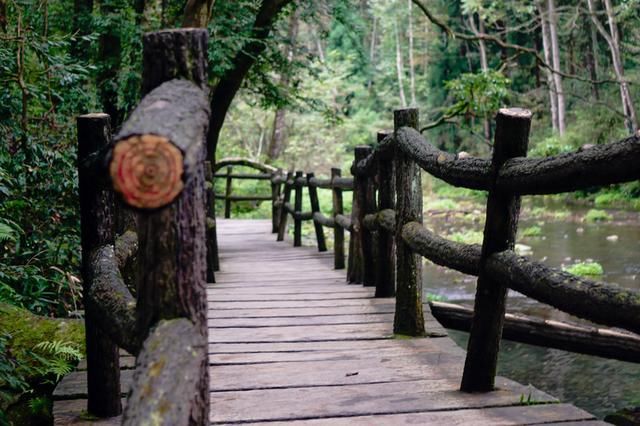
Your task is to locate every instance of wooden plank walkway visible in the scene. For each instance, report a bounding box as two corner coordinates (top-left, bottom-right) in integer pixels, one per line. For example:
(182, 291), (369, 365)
(53, 219), (605, 425)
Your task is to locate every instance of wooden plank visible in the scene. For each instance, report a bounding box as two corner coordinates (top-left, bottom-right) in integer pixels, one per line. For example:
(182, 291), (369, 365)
(207, 304), (396, 318)
(209, 377), (557, 424)
(53, 399), (125, 425)
(209, 323), (395, 343)
(241, 404), (596, 425)
(207, 293), (375, 302)
(208, 298), (395, 310)
(209, 313), (394, 328)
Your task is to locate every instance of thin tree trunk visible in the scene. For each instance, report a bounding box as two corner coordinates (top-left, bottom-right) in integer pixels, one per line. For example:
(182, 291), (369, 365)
(394, 20), (407, 108)
(588, 20), (600, 100)
(538, 0), (559, 132)
(467, 14), (490, 140)
(408, 0), (416, 105)
(548, 0), (566, 135)
(367, 17), (377, 89)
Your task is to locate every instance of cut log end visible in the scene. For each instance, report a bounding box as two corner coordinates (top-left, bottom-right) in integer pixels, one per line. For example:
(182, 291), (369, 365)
(498, 107), (532, 119)
(109, 134), (184, 209)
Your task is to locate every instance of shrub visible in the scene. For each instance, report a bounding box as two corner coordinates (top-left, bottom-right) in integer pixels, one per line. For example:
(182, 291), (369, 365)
(521, 226), (543, 237)
(584, 209), (612, 222)
(564, 261), (604, 277)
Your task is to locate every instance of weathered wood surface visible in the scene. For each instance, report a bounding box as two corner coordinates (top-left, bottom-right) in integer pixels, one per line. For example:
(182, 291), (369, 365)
(54, 219), (600, 425)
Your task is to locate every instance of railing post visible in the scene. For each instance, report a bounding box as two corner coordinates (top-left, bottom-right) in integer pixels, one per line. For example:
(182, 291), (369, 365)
(393, 108), (425, 336)
(331, 168), (345, 269)
(224, 166), (233, 218)
(461, 108), (531, 392)
(293, 170), (304, 247)
(77, 113), (121, 417)
(348, 150), (364, 284)
(205, 161), (218, 282)
(307, 172), (327, 252)
(277, 171), (294, 241)
(271, 168), (283, 233)
(354, 146), (376, 287)
(375, 131), (395, 297)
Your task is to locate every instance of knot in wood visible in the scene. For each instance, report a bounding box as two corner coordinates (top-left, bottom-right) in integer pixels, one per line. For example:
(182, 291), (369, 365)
(110, 134), (184, 209)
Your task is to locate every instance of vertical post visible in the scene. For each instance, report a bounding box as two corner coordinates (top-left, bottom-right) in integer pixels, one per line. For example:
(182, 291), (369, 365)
(348, 151), (364, 284)
(293, 170), (304, 247)
(224, 166), (233, 219)
(376, 131), (395, 297)
(331, 168), (345, 270)
(77, 113), (121, 417)
(307, 172), (327, 252)
(271, 168), (283, 233)
(277, 171), (294, 242)
(205, 161), (217, 282)
(354, 146), (376, 287)
(393, 108), (425, 337)
(133, 28), (209, 423)
(461, 108), (531, 392)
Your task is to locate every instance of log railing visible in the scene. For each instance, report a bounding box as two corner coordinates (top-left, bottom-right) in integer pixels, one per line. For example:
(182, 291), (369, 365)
(269, 106), (640, 394)
(77, 29), (210, 423)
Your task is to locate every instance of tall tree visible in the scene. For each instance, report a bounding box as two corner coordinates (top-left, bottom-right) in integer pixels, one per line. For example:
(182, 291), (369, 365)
(394, 20), (407, 107)
(537, 0), (559, 132)
(587, 0), (638, 133)
(547, 0), (566, 135)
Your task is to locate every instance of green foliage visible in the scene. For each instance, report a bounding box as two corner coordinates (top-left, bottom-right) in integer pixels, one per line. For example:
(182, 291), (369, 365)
(584, 209), (613, 223)
(445, 70), (511, 120)
(564, 261), (604, 277)
(446, 230), (484, 245)
(426, 198), (459, 211)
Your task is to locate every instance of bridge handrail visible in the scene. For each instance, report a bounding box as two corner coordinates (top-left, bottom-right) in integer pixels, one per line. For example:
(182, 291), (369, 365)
(276, 106), (640, 394)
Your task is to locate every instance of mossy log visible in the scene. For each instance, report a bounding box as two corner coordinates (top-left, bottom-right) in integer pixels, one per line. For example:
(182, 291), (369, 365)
(497, 134), (640, 194)
(430, 301), (640, 363)
(354, 146), (376, 287)
(401, 222), (481, 276)
(486, 250), (640, 335)
(312, 212), (335, 228)
(110, 80), (209, 210)
(334, 214), (352, 231)
(122, 318), (208, 426)
(395, 127), (492, 191)
(353, 133), (395, 177)
(86, 245), (139, 355)
(331, 168), (345, 270)
(115, 230), (138, 294)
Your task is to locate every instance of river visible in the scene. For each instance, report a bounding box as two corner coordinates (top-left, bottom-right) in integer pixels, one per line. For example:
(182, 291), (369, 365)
(422, 201), (640, 419)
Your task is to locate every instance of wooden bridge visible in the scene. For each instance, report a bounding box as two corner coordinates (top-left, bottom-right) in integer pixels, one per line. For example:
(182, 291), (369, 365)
(53, 28), (638, 425)
(54, 219), (605, 425)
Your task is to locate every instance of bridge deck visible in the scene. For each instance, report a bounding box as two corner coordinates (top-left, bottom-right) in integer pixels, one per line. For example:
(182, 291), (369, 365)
(54, 219), (604, 425)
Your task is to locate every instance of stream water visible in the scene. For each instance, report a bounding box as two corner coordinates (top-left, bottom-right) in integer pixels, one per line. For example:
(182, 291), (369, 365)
(422, 204), (640, 419)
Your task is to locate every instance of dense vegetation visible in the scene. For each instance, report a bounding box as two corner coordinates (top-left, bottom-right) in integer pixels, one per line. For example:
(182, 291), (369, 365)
(1, 0), (639, 422)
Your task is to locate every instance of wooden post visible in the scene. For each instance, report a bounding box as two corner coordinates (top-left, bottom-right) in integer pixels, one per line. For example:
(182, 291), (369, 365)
(461, 108), (532, 392)
(393, 108), (425, 336)
(355, 146), (376, 286)
(307, 172), (327, 252)
(224, 166), (233, 219)
(348, 150), (364, 284)
(119, 28), (209, 424)
(293, 170), (304, 247)
(376, 131), (395, 297)
(271, 168), (283, 233)
(331, 168), (345, 269)
(277, 171), (294, 242)
(205, 161), (217, 282)
(77, 113), (121, 417)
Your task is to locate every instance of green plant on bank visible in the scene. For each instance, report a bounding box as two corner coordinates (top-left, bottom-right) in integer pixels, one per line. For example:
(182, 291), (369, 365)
(426, 293), (447, 302)
(564, 261), (604, 277)
(520, 226), (543, 237)
(584, 209), (613, 223)
(426, 198), (459, 211)
(446, 230), (484, 245)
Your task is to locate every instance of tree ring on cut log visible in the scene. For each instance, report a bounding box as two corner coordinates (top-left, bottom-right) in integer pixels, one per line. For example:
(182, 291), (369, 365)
(110, 134), (184, 209)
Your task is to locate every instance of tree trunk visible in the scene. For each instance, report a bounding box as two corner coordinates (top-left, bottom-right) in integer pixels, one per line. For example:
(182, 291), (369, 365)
(408, 0), (416, 105)
(537, 0), (559, 132)
(394, 21), (407, 108)
(547, 0), (565, 135)
(585, 18), (600, 101)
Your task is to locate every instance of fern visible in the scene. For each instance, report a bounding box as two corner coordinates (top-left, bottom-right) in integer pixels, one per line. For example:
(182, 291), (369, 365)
(30, 340), (83, 382)
(0, 222), (17, 244)
(34, 341), (83, 362)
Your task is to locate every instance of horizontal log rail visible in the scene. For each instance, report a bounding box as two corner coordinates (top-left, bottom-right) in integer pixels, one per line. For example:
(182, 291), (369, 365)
(215, 194), (272, 202)
(430, 302), (640, 364)
(213, 172), (272, 180)
(214, 157), (277, 174)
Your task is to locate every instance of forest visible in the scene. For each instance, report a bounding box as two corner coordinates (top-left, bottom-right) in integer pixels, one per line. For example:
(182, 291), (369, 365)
(1, 0), (639, 423)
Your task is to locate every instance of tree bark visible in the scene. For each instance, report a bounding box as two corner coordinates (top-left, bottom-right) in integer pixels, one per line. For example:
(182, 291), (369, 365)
(182, 0), (215, 27)
(408, 0), (416, 105)
(394, 21), (407, 108)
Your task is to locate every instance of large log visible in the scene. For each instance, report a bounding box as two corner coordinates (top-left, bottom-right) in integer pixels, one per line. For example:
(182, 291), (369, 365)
(462, 108), (531, 392)
(430, 302), (640, 363)
(115, 229), (138, 294)
(395, 127), (491, 190)
(401, 222), (481, 276)
(86, 245), (139, 355)
(485, 250), (640, 335)
(110, 79), (209, 210)
(122, 319), (208, 426)
(497, 134), (640, 194)
(77, 113), (121, 417)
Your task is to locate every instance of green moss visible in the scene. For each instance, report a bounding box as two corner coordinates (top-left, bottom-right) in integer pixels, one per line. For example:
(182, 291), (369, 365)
(563, 261), (604, 277)
(584, 209), (613, 222)
(521, 226), (543, 237)
(0, 303), (85, 373)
